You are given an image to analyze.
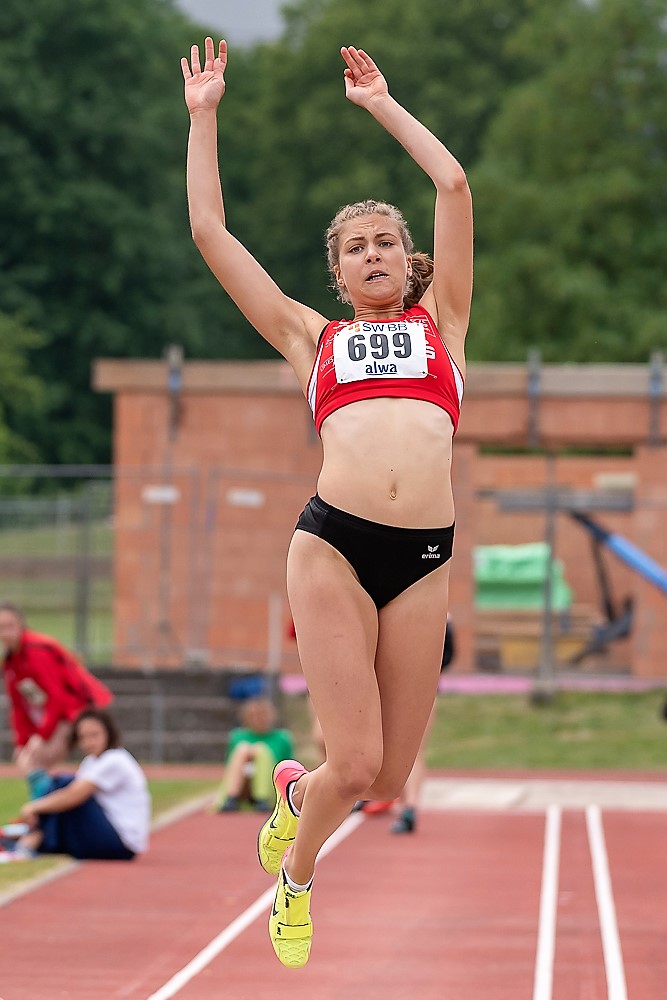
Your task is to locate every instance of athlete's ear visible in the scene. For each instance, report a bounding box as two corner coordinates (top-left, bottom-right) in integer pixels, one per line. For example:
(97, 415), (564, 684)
(406, 255), (413, 275)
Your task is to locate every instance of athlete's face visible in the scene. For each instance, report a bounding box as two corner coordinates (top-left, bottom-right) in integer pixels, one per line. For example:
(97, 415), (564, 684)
(335, 215), (411, 311)
(0, 610), (23, 652)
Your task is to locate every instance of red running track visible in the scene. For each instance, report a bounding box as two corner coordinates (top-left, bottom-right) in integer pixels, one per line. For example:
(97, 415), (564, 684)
(2, 783), (667, 999)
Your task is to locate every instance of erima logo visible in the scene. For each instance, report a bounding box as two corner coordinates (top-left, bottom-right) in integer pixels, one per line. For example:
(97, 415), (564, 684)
(422, 544), (441, 560)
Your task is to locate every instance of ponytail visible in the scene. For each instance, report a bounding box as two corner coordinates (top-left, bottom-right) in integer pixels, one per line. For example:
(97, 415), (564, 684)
(404, 251), (434, 309)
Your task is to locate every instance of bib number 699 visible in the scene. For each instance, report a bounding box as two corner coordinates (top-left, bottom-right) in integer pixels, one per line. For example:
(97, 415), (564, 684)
(347, 331), (413, 362)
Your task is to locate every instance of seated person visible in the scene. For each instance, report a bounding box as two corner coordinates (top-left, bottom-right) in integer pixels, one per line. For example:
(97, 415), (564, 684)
(0, 600), (113, 783)
(14, 708), (150, 861)
(214, 697), (293, 812)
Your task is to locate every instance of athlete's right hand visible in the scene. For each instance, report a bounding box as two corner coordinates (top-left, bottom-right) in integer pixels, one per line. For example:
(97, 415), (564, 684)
(181, 37), (227, 114)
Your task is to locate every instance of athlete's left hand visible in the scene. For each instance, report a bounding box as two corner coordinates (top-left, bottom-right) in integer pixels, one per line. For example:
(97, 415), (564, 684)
(341, 46), (388, 108)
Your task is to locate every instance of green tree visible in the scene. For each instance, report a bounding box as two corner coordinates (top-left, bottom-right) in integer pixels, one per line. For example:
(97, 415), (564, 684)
(0, 0), (224, 463)
(7, 0), (661, 466)
(219, 0), (535, 329)
(470, 0), (667, 361)
(0, 313), (49, 462)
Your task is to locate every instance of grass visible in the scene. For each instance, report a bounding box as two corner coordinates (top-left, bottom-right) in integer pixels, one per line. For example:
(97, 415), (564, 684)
(281, 689), (667, 770)
(1, 576), (114, 662)
(8, 609), (113, 663)
(0, 520), (113, 558)
(0, 776), (218, 894)
(426, 690), (667, 769)
(0, 515), (114, 661)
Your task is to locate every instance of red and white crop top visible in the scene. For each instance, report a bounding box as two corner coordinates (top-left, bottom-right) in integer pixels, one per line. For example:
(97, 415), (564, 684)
(306, 304), (464, 435)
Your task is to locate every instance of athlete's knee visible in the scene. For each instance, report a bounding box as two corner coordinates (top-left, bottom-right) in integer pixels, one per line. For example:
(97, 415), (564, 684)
(366, 769), (409, 802)
(328, 752), (382, 801)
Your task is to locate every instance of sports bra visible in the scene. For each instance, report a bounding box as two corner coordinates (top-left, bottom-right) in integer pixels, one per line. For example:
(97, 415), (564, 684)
(306, 304), (464, 435)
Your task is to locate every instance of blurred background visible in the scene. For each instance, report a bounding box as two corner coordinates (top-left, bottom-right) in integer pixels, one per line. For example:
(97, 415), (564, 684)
(0, 0), (665, 760)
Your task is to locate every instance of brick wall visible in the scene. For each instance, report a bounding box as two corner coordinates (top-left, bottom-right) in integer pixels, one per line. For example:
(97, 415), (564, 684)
(95, 358), (666, 677)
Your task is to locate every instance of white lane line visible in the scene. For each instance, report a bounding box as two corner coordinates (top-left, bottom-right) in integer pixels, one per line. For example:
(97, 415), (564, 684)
(533, 804), (561, 1000)
(586, 805), (628, 1000)
(146, 812), (365, 1000)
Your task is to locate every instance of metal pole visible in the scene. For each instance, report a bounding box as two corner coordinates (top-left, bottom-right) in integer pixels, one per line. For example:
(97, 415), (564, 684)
(648, 350), (664, 447)
(527, 349), (541, 450)
(267, 591), (283, 673)
(74, 481), (93, 660)
(533, 453), (557, 703)
(150, 683), (166, 763)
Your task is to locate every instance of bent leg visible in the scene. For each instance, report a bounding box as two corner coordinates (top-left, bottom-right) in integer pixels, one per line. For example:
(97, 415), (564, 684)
(390, 699), (438, 834)
(16, 722), (72, 774)
(401, 699), (436, 810)
(214, 742), (255, 808)
(285, 530), (381, 885)
(367, 562), (450, 802)
(249, 743), (277, 804)
(46, 798), (134, 860)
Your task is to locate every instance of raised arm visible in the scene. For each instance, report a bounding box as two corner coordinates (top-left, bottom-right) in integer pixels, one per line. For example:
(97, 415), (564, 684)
(182, 39), (325, 375)
(341, 47), (473, 348)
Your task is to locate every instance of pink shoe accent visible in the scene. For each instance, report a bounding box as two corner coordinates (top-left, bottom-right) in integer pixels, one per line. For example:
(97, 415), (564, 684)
(273, 760), (307, 803)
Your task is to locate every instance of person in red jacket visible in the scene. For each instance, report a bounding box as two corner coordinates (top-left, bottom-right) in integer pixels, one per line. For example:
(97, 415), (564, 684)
(0, 601), (113, 784)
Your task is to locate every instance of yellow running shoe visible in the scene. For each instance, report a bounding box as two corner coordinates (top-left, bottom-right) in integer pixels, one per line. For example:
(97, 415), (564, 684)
(269, 858), (313, 969)
(257, 759), (306, 876)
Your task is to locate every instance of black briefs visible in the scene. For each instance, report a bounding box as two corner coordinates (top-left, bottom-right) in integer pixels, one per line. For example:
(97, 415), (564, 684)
(295, 494), (454, 609)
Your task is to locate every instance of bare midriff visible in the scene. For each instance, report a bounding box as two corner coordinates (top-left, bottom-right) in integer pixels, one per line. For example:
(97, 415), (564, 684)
(316, 396), (455, 528)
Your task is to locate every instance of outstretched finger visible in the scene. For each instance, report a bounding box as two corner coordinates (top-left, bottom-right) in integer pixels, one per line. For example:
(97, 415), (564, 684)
(190, 43), (201, 76)
(218, 38), (228, 71)
(181, 56), (192, 81)
(345, 45), (366, 69)
(356, 49), (378, 74)
(340, 46), (359, 73)
(204, 35), (215, 72)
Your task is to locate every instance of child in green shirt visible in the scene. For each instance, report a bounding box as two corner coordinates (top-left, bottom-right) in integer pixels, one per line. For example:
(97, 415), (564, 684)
(215, 697), (294, 812)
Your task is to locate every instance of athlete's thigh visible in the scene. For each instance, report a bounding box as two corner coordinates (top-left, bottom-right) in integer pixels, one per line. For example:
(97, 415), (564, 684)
(287, 530), (381, 760)
(374, 562), (450, 783)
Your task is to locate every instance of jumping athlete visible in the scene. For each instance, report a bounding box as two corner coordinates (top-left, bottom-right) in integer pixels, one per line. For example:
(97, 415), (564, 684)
(182, 40), (473, 968)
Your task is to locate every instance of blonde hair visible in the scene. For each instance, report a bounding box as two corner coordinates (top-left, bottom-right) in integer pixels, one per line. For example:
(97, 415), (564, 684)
(325, 199), (433, 309)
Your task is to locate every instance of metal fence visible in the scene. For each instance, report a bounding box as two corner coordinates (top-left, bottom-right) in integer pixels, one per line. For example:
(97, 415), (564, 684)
(0, 462), (665, 681)
(0, 468), (114, 663)
(0, 464), (310, 671)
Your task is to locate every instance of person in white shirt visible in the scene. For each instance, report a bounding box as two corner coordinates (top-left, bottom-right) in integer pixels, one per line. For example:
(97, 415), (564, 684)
(16, 708), (150, 860)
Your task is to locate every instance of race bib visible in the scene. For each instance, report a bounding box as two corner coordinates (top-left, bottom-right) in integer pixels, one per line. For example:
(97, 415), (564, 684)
(333, 319), (428, 384)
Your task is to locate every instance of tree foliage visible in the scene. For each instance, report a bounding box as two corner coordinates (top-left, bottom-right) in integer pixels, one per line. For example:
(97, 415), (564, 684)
(470, 0), (667, 361)
(0, 0), (665, 463)
(0, 313), (49, 462)
(0, 0), (223, 461)
(220, 0), (534, 322)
